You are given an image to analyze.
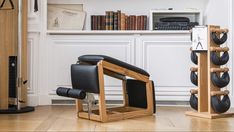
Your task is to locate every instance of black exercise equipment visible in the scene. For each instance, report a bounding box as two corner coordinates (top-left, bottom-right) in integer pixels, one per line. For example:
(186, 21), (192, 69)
(9, 56), (17, 99)
(211, 95), (231, 113)
(71, 64), (100, 94)
(190, 51), (198, 65)
(211, 72), (230, 88)
(189, 93), (198, 111)
(190, 71), (198, 86)
(0, 106), (34, 114)
(56, 87), (86, 99)
(57, 55), (156, 122)
(211, 51), (229, 65)
(34, 0), (38, 12)
(126, 79), (156, 113)
(211, 32), (228, 45)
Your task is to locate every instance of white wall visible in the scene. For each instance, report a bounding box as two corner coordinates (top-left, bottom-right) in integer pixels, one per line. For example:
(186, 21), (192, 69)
(205, 0), (234, 105)
(204, 0), (230, 27)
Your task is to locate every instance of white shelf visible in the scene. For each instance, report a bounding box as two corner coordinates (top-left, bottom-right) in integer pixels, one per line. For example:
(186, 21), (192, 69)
(150, 9), (201, 14)
(47, 30), (190, 35)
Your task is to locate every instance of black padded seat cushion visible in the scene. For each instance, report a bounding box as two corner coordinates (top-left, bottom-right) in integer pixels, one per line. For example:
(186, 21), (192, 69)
(78, 55), (150, 77)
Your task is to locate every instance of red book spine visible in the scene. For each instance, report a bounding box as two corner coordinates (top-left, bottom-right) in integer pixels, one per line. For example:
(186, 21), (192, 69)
(133, 15), (136, 30)
(130, 16), (133, 30)
(141, 16), (144, 30)
(120, 13), (125, 30)
(127, 16), (130, 30)
(130, 15), (136, 30)
(136, 16), (140, 30)
(101, 16), (106, 30)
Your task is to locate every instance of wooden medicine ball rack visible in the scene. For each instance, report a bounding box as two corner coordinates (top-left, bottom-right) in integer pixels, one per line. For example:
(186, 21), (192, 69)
(186, 25), (234, 119)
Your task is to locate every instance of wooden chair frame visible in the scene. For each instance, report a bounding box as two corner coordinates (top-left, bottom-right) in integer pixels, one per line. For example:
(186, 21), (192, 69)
(76, 60), (154, 122)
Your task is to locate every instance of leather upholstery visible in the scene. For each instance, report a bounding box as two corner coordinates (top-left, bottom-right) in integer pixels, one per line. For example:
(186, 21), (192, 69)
(190, 51), (198, 65)
(211, 32), (228, 45)
(71, 64), (100, 93)
(211, 71), (230, 88)
(189, 93), (198, 110)
(126, 79), (156, 113)
(211, 51), (229, 65)
(211, 95), (230, 113)
(190, 71), (198, 86)
(78, 55), (150, 77)
(56, 87), (86, 99)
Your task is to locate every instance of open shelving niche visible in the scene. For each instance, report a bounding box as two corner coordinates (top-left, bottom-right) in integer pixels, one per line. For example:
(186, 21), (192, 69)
(45, 0), (202, 35)
(149, 10), (203, 30)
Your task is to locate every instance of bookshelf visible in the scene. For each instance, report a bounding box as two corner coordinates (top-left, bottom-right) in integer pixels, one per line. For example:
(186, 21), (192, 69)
(45, 0), (206, 33)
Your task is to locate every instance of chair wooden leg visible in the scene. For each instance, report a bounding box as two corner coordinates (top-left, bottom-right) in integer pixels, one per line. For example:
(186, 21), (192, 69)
(146, 81), (154, 114)
(122, 80), (129, 107)
(76, 99), (83, 114)
(97, 62), (108, 122)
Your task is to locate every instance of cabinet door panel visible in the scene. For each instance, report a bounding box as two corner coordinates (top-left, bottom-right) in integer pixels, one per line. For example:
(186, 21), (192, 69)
(47, 36), (135, 93)
(143, 41), (192, 87)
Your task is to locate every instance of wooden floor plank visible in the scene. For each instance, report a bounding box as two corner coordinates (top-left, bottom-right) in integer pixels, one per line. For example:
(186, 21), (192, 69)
(0, 106), (234, 131)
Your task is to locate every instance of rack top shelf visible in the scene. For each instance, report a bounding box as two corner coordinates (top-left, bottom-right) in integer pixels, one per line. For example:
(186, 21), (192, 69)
(47, 30), (190, 35)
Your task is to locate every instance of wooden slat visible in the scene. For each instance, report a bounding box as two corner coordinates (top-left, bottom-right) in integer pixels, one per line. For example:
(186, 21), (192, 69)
(97, 61), (108, 122)
(211, 90), (229, 96)
(210, 67), (229, 72)
(20, 0), (28, 108)
(0, 0), (18, 109)
(102, 61), (149, 82)
(210, 28), (228, 33)
(0, 0), (28, 109)
(103, 69), (126, 80)
(198, 53), (208, 112)
(122, 80), (129, 107)
(210, 47), (229, 52)
(190, 89), (198, 94)
(208, 25), (221, 114)
(78, 112), (101, 121)
(146, 81), (154, 114)
(76, 99), (83, 114)
(190, 67), (198, 72)
(186, 111), (234, 119)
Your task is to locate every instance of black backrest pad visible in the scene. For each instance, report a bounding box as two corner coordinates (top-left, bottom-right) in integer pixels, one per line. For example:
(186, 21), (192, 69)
(71, 64), (100, 94)
(126, 79), (156, 113)
(152, 81), (156, 113)
(78, 55), (150, 77)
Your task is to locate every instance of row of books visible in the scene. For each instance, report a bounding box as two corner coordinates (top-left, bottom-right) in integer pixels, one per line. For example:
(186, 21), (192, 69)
(91, 10), (147, 30)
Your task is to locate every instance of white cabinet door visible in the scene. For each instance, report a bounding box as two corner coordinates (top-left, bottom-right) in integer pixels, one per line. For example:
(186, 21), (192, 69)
(138, 34), (194, 101)
(47, 35), (135, 100)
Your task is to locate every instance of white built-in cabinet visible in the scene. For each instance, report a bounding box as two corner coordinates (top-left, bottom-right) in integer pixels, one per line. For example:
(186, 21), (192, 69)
(45, 32), (193, 102)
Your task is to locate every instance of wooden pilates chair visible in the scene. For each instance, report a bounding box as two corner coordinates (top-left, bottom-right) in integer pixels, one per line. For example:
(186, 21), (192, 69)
(57, 55), (156, 122)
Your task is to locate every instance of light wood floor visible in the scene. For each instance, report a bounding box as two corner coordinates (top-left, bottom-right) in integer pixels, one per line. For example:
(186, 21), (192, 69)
(0, 106), (234, 131)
